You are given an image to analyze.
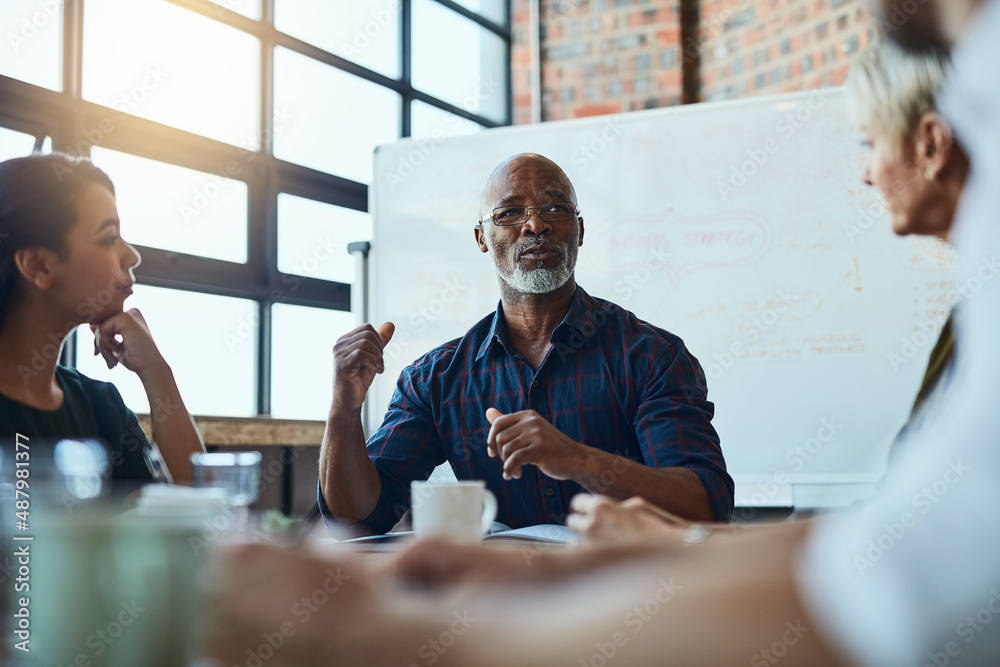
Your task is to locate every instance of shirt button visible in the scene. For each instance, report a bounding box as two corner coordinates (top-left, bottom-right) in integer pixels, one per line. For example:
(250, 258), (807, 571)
(532, 380), (539, 388)
(546, 488), (555, 496)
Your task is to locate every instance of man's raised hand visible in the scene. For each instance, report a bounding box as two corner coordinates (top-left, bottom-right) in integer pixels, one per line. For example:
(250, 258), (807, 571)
(331, 322), (395, 414)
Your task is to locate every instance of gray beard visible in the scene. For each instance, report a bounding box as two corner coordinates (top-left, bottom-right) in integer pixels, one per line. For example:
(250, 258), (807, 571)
(496, 257), (574, 294)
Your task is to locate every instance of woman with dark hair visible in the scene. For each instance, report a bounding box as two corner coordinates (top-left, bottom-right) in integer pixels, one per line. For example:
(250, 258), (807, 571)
(0, 152), (204, 485)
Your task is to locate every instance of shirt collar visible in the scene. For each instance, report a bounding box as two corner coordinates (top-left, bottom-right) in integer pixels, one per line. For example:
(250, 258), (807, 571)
(476, 303), (510, 361)
(552, 285), (602, 344)
(475, 285), (597, 361)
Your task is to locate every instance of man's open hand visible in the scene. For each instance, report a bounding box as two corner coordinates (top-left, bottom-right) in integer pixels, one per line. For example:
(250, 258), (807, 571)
(486, 407), (588, 481)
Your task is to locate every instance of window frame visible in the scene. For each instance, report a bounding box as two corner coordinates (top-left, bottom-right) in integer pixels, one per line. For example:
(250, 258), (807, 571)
(0, 0), (511, 416)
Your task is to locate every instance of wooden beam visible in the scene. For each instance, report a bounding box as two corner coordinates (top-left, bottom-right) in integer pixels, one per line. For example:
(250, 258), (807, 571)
(137, 415), (324, 447)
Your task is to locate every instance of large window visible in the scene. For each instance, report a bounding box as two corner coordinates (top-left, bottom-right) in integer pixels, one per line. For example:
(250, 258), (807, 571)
(0, 126), (40, 161)
(0, 0), (511, 419)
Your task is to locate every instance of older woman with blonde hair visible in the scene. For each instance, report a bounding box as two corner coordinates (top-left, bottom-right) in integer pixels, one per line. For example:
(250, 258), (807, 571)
(849, 42), (967, 447)
(849, 42), (967, 241)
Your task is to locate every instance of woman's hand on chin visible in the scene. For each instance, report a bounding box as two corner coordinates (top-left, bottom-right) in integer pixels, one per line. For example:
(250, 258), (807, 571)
(91, 308), (169, 380)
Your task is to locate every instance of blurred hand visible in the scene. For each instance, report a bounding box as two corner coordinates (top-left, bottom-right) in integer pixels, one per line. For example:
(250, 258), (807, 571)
(91, 308), (166, 379)
(485, 407), (587, 481)
(567, 494), (693, 544)
(331, 322), (395, 413)
(387, 538), (537, 589)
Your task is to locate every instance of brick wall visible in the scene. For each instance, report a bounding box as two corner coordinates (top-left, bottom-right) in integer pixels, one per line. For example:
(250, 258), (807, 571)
(511, 0), (875, 123)
(700, 0), (875, 100)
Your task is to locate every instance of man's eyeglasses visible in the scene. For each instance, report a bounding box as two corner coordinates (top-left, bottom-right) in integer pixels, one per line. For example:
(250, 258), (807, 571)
(481, 201), (579, 226)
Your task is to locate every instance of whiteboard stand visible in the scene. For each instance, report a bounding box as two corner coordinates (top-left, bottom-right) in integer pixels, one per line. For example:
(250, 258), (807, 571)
(348, 241), (371, 438)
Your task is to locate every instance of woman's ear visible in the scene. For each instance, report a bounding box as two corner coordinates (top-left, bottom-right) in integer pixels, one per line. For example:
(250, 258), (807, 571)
(13, 246), (58, 290)
(915, 112), (955, 181)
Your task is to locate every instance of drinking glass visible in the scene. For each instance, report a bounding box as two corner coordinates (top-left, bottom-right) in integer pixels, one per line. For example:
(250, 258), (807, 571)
(190, 451), (261, 530)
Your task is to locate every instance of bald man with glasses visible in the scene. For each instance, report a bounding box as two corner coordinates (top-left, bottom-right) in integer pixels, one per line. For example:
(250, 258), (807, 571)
(317, 153), (733, 534)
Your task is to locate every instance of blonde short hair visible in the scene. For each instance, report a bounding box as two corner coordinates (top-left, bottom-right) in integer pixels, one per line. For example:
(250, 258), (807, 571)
(845, 40), (951, 140)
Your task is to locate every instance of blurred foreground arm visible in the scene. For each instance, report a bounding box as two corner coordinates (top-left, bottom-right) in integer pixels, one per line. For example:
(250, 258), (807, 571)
(206, 520), (849, 666)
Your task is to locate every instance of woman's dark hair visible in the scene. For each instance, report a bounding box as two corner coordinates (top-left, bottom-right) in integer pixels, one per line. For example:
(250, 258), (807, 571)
(0, 152), (115, 330)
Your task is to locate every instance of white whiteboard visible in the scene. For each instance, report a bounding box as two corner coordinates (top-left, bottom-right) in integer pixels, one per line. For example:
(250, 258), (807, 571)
(369, 89), (957, 507)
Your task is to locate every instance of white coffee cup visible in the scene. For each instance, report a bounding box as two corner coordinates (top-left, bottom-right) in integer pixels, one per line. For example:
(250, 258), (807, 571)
(410, 480), (498, 542)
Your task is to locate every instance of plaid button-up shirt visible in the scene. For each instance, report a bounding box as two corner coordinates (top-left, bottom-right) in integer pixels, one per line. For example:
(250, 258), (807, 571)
(320, 286), (734, 532)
